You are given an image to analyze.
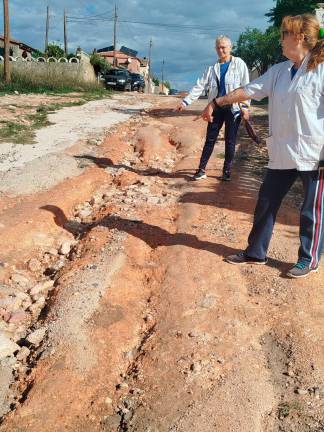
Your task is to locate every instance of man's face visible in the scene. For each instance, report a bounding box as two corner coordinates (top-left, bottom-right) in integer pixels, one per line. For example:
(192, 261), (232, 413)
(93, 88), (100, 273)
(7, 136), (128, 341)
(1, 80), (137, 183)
(216, 39), (232, 60)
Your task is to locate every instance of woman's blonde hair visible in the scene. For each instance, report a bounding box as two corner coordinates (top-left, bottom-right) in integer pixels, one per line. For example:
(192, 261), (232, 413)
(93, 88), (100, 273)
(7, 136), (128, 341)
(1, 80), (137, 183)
(281, 14), (324, 70)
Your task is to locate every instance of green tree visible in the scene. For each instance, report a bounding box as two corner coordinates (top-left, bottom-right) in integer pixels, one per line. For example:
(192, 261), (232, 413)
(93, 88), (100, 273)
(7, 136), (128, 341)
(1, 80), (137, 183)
(46, 43), (65, 59)
(164, 80), (171, 89)
(233, 26), (282, 74)
(265, 0), (317, 27)
(90, 53), (111, 75)
(32, 49), (44, 59)
(152, 76), (159, 86)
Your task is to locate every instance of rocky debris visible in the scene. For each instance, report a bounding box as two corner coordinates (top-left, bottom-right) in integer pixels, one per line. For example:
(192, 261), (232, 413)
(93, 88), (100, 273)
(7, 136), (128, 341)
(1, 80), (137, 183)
(58, 241), (75, 256)
(29, 280), (54, 297)
(75, 202), (93, 220)
(101, 414), (122, 431)
(0, 334), (20, 360)
(8, 311), (29, 325)
(16, 346), (30, 362)
(190, 361), (202, 374)
(27, 258), (42, 273)
(26, 327), (47, 347)
(10, 273), (30, 287)
(296, 387), (308, 395)
(199, 294), (217, 309)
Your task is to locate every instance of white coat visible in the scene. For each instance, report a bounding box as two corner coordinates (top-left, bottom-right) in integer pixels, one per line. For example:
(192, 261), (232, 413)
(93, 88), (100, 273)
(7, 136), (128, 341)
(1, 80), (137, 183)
(244, 54), (324, 170)
(182, 56), (250, 114)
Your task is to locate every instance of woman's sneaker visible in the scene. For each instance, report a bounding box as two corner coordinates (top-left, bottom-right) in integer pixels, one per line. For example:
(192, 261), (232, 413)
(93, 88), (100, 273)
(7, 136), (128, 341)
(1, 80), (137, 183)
(287, 261), (318, 278)
(225, 251), (267, 265)
(193, 169), (207, 180)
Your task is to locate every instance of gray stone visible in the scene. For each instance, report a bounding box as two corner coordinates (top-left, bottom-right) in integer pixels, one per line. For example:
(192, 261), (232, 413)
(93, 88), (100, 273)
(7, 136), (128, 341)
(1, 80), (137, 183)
(296, 388), (308, 395)
(102, 414), (122, 429)
(190, 362), (202, 373)
(0, 334), (20, 360)
(16, 346), (30, 362)
(26, 327), (47, 346)
(199, 295), (217, 309)
(30, 280), (54, 296)
(59, 241), (75, 255)
(28, 258), (42, 272)
(11, 273), (30, 287)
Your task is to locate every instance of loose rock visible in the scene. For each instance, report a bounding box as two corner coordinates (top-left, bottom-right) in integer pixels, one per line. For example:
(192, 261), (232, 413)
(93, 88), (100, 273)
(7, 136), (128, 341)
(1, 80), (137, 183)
(0, 334), (20, 360)
(27, 258), (42, 272)
(26, 327), (47, 346)
(59, 241), (72, 256)
(16, 346), (30, 362)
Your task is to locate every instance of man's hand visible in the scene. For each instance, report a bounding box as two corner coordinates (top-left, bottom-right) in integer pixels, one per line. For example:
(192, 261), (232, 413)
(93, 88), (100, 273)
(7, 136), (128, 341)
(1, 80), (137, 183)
(198, 102), (214, 122)
(241, 108), (250, 121)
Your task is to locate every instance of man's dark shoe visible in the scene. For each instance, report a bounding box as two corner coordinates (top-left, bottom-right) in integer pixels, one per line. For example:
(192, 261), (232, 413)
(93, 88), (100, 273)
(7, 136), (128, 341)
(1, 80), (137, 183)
(225, 251), (267, 265)
(287, 261), (318, 278)
(220, 170), (231, 181)
(193, 169), (207, 180)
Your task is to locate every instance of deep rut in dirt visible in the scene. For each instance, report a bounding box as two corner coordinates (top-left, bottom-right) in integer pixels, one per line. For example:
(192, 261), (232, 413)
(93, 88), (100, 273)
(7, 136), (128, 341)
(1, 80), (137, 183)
(1, 101), (324, 432)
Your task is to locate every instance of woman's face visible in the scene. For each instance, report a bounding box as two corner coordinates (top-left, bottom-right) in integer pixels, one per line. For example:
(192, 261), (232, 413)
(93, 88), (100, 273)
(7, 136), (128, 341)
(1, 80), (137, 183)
(280, 30), (306, 61)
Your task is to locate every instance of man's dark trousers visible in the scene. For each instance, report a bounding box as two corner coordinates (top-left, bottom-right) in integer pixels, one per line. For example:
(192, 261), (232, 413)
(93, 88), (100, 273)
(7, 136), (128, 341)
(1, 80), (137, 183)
(246, 168), (324, 268)
(198, 106), (241, 172)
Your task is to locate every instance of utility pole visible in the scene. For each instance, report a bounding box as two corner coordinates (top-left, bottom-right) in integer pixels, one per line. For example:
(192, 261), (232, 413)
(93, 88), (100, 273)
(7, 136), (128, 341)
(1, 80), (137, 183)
(64, 9), (68, 56)
(3, 0), (11, 83)
(148, 38), (152, 93)
(45, 5), (49, 54)
(161, 59), (165, 94)
(113, 4), (118, 67)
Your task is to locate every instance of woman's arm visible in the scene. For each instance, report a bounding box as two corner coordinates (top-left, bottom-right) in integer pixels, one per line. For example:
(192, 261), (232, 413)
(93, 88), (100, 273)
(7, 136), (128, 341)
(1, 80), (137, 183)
(201, 87), (250, 122)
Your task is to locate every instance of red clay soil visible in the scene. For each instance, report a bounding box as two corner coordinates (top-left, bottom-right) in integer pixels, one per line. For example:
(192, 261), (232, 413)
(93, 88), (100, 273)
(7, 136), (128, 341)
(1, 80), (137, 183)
(1, 99), (324, 432)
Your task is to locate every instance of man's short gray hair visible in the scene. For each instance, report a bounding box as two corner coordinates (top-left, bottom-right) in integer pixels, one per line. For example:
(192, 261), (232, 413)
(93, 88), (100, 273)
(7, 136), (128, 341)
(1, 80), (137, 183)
(215, 35), (232, 46)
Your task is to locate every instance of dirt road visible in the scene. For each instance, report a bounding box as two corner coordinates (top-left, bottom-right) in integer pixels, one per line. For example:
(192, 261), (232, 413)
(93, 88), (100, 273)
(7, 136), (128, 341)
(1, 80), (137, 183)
(1, 94), (324, 432)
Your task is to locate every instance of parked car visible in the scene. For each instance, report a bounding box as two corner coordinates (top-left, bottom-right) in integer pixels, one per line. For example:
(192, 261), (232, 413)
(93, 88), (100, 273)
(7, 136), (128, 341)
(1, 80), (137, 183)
(104, 68), (132, 91)
(130, 73), (145, 92)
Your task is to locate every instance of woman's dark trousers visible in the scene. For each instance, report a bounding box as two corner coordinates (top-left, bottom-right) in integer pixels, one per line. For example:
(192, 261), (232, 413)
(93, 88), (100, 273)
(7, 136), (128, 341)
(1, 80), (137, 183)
(246, 168), (324, 268)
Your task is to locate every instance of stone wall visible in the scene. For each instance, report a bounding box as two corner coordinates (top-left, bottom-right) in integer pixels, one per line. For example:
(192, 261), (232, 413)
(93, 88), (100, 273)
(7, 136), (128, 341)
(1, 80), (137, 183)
(0, 50), (96, 83)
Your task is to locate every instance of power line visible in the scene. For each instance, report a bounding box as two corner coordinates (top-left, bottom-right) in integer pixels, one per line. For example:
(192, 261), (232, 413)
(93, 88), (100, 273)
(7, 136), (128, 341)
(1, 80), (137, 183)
(66, 15), (241, 32)
(67, 8), (114, 20)
(67, 17), (242, 34)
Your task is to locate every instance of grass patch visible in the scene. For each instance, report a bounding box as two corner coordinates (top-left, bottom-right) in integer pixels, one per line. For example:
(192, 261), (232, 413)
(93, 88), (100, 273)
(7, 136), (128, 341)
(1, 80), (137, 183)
(216, 152), (225, 158)
(0, 120), (35, 144)
(0, 94), (110, 144)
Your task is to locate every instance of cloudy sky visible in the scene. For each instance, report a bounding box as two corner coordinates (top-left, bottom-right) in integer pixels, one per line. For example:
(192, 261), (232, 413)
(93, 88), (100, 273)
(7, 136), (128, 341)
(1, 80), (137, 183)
(1, 0), (275, 89)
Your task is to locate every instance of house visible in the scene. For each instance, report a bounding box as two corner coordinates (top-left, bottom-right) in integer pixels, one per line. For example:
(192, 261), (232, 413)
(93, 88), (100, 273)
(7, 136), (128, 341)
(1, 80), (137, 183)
(98, 50), (142, 73)
(0, 36), (37, 59)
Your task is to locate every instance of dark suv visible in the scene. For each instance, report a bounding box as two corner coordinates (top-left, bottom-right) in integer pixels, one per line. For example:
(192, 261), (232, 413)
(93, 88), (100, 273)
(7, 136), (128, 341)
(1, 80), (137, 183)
(104, 68), (132, 91)
(130, 73), (145, 92)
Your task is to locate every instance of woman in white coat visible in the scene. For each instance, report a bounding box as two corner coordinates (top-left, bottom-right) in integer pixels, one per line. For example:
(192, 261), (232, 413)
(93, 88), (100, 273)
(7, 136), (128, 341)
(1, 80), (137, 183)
(201, 14), (324, 278)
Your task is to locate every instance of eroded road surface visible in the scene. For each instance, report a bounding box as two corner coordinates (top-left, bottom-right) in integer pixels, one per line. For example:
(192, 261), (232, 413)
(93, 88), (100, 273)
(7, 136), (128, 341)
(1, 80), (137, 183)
(0, 94), (324, 432)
